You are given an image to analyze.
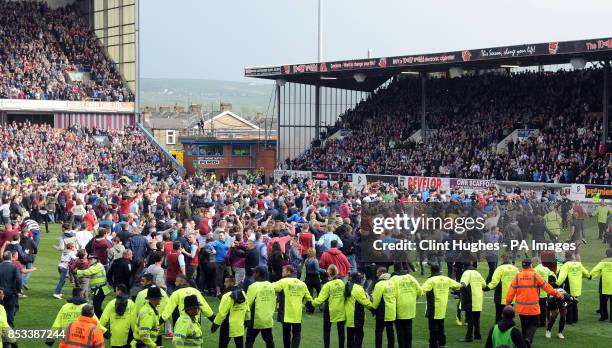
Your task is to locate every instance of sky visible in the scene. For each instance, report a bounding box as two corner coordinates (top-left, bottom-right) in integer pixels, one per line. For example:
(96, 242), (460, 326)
(140, 0), (611, 82)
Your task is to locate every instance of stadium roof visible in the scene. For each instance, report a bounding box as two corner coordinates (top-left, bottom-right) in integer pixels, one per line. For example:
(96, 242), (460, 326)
(244, 37), (612, 91)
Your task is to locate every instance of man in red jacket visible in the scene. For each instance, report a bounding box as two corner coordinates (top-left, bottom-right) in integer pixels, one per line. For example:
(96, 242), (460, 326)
(198, 210), (212, 236)
(319, 240), (351, 278)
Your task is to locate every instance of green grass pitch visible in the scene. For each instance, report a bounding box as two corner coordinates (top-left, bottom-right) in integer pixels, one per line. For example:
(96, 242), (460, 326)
(13, 219), (612, 347)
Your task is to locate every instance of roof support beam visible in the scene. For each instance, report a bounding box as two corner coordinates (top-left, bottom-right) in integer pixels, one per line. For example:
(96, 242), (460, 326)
(276, 83), (281, 166)
(604, 60), (610, 145)
(421, 72), (427, 139)
(315, 85), (321, 141)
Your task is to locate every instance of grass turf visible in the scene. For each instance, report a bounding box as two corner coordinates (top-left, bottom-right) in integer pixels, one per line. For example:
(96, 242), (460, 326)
(13, 219), (612, 348)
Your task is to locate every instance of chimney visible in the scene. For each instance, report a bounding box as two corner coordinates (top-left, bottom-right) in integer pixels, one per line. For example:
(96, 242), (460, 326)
(220, 102), (232, 112)
(142, 110), (150, 125)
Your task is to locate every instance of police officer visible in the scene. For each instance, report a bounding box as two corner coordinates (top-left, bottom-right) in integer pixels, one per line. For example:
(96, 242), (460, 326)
(313, 265), (346, 348)
(506, 258), (560, 348)
(100, 284), (135, 348)
(391, 269), (422, 348)
(46, 287), (104, 347)
(172, 295), (203, 348)
(345, 272), (372, 348)
(76, 255), (109, 318)
(556, 252), (591, 324)
(459, 260), (486, 342)
(590, 248), (612, 321)
(422, 264), (462, 348)
(371, 267), (396, 348)
(245, 266), (276, 348)
(486, 254), (519, 323)
(212, 276), (250, 348)
(134, 274), (169, 315)
(133, 285), (163, 348)
(273, 265), (314, 348)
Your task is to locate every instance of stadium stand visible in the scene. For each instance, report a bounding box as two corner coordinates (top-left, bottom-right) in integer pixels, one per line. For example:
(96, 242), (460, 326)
(292, 69), (611, 184)
(0, 122), (174, 182)
(0, 1), (133, 101)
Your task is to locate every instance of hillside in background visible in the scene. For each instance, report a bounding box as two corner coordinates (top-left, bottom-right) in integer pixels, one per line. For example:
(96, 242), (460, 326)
(140, 78), (274, 115)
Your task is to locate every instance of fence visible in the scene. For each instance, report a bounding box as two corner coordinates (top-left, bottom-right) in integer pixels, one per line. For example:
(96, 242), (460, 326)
(274, 170), (612, 203)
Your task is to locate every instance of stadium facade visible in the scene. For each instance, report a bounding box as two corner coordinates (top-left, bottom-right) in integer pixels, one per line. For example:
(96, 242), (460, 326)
(0, 0), (138, 127)
(0, 0), (190, 174)
(245, 37), (612, 164)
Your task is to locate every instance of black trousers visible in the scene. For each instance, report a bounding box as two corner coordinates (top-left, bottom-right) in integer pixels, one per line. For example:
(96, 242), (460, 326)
(599, 222), (607, 239)
(246, 327), (274, 348)
(464, 311), (481, 339)
(494, 303), (505, 324)
(216, 263), (227, 290)
(538, 298), (548, 326)
(427, 318), (445, 348)
(446, 262), (454, 278)
(92, 287), (106, 319)
(519, 314), (539, 348)
(566, 297), (579, 324)
(375, 320), (395, 348)
(305, 273), (322, 297)
(486, 262), (497, 283)
(219, 321), (244, 348)
(346, 326), (364, 348)
(395, 319), (412, 348)
(186, 264), (197, 287)
(600, 294), (612, 320)
(3, 293), (17, 328)
(204, 262), (217, 294)
(547, 307), (567, 333)
(282, 323), (301, 348)
(323, 318), (345, 348)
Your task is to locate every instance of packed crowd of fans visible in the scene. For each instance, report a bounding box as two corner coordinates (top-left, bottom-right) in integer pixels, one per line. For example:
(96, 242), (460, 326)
(0, 1), (133, 101)
(0, 166), (610, 347)
(292, 69), (611, 184)
(0, 122), (175, 183)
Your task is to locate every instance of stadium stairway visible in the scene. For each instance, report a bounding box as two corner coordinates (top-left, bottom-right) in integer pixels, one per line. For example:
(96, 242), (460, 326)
(137, 123), (187, 177)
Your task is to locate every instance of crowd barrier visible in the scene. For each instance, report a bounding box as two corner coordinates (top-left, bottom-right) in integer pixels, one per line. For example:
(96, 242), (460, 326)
(274, 170), (612, 203)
